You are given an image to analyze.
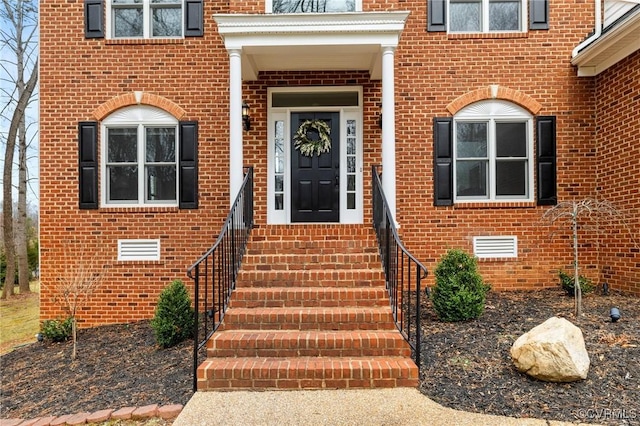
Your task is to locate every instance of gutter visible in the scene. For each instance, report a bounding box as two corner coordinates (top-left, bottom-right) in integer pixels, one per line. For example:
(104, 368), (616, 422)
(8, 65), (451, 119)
(572, 0), (602, 58)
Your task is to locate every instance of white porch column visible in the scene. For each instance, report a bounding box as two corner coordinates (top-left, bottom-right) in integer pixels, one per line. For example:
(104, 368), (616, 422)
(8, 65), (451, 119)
(229, 48), (244, 204)
(381, 46), (397, 222)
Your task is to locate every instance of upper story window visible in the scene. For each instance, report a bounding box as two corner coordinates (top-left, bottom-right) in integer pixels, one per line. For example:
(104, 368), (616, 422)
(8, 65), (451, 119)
(102, 106), (178, 206)
(427, 0), (549, 33)
(449, 0), (524, 32)
(109, 0), (182, 38)
(269, 0), (361, 13)
(454, 101), (533, 202)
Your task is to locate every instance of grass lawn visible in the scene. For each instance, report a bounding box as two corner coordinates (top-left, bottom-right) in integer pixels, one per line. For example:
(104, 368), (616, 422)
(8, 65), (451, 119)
(0, 281), (40, 355)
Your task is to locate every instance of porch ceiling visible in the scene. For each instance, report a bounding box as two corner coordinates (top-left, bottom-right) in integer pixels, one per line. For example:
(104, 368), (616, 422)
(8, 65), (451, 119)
(213, 12), (410, 81)
(572, 7), (640, 77)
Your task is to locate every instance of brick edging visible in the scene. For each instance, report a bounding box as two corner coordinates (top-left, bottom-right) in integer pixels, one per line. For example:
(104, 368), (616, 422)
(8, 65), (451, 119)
(0, 403), (183, 426)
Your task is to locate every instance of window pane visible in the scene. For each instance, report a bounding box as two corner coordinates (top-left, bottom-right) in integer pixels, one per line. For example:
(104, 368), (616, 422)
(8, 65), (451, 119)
(146, 128), (176, 162)
(450, 1), (481, 32)
(496, 122), (526, 157)
(275, 175), (284, 192)
(456, 122), (487, 158)
(489, 1), (520, 31)
(114, 8), (143, 37)
(146, 165), (176, 201)
(496, 160), (526, 196)
(109, 165), (138, 200)
(272, 0), (355, 13)
(152, 7), (181, 37)
(347, 174), (355, 191)
(456, 160), (487, 197)
(347, 193), (355, 210)
(347, 156), (356, 173)
(108, 128), (137, 162)
(275, 194), (284, 210)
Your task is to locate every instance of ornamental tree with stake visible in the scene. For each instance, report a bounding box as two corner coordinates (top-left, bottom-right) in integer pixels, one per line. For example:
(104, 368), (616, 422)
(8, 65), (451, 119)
(54, 243), (108, 360)
(541, 198), (636, 316)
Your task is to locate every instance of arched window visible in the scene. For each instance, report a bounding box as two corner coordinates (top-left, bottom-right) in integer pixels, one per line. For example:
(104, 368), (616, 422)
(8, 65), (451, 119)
(453, 100), (533, 202)
(102, 106), (178, 206)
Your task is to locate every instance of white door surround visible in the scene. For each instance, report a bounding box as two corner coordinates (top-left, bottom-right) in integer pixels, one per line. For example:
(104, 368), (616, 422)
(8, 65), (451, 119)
(267, 87), (363, 225)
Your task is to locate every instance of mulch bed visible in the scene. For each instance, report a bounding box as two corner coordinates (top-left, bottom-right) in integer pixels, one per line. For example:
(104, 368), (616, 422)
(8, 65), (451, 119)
(419, 288), (640, 425)
(1, 288), (638, 425)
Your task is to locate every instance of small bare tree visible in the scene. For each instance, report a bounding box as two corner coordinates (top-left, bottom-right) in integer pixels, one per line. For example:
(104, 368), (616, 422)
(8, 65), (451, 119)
(55, 245), (108, 360)
(542, 198), (636, 316)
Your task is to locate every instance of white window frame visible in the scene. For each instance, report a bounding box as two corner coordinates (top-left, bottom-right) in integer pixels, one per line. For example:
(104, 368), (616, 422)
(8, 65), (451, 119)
(453, 100), (533, 203)
(101, 105), (179, 207)
(266, 0), (363, 14)
(448, 0), (527, 33)
(106, 0), (184, 39)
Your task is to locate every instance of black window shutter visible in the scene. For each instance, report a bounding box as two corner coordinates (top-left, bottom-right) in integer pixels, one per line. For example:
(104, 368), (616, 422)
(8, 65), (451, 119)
(79, 122), (99, 209)
(434, 117), (453, 206)
(536, 116), (557, 205)
(179, 121), (198, 209)
(530, 0), (549, 30)
(428, 0), (447, 32)
(184, 0), (204, 37)
(84, 0), (104, 39)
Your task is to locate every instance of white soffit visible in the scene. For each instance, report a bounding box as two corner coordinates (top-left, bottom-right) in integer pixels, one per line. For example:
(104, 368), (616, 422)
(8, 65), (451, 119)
(214, 12), (410, 80)
(572, 7), (640, 77)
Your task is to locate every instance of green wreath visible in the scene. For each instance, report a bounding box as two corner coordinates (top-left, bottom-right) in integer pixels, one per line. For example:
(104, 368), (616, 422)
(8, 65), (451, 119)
(293, 119), (331, 157)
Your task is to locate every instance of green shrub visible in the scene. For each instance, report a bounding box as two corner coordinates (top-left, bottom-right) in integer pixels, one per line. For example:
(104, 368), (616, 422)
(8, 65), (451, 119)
(151, 280), (195, 348)
(559, 270), (595, 296)
(432, 249), (490, 322)
(40, 318), (73, 342)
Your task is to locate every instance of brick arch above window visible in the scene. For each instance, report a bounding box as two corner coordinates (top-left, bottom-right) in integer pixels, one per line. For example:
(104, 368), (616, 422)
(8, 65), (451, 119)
(92, 92), (187, 121)
(446, 85), (542, 116)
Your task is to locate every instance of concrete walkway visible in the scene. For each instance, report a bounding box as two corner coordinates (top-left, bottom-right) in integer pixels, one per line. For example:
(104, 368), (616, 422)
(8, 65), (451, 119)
(173, 388), (593, 426)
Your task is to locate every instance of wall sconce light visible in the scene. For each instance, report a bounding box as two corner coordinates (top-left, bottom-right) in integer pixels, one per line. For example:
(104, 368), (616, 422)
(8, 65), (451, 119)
(378, 104), (383, 129)
(242, 101), (251, 131)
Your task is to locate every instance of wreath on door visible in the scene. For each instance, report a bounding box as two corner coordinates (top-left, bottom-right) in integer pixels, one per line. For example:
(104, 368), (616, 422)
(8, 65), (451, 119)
(293, 119), (331, 157)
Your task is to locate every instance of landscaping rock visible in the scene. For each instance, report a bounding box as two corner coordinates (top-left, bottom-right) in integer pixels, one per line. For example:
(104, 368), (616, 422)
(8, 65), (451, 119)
(510, 316), (590, 382)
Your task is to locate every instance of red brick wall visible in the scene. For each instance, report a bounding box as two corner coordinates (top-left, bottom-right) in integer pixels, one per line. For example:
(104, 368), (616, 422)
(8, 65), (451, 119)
(40, 1), (623, 326)
(595, 49), (640, 295)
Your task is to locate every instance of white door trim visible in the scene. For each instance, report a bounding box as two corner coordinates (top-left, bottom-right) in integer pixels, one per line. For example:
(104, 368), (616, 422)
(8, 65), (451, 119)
(267, 86), (363, 224)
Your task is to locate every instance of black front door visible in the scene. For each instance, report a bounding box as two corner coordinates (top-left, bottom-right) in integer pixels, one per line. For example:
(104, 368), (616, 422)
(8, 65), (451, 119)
(291, 112), (340, 222)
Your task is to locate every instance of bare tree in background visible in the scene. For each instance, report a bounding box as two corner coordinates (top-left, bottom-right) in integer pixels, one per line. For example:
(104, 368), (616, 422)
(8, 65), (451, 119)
(1, 0), (38, 297)
(542, 199), (637, 316)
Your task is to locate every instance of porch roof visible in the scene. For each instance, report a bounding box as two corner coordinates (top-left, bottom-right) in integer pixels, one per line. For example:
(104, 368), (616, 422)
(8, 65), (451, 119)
(571, 5), (640, 77)
(213, 12), (410, 81)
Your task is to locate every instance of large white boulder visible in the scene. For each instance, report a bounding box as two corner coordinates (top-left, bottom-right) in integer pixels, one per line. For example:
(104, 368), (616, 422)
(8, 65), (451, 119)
(510, 316), (590, 382)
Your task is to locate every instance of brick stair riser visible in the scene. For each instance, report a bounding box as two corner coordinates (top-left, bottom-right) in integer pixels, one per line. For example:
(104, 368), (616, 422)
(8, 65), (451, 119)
(235, 270), (386, 288)
(229, 288), (389, 308)
(206, 331), (412, 358)
(219, 309), (397, 331)
(241, 253), (381, 268)
(197, 357), (419, 391)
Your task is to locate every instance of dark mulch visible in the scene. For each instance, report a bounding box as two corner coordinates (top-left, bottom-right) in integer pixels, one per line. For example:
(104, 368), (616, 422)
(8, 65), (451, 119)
(419, 288), (640, 425)
(0, 321), (196, 420)
(1, 288), (638, 425)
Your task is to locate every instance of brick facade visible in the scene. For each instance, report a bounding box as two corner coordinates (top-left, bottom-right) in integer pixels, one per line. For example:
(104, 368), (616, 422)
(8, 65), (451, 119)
(39, 1), (639, 326)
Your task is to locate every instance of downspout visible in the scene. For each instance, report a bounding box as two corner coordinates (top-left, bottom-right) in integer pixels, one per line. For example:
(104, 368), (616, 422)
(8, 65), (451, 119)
(572, 0), (602, 58)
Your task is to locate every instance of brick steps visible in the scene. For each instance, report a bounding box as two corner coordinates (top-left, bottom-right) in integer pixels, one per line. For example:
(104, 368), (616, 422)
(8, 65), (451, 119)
(219, 307), (397, 331)
(230, 287), (388, 308)
(197, 225), (418, 391)
(197, 357), (419, 391)
(207, 330), (412, 358)
(235, 269), (386, 287)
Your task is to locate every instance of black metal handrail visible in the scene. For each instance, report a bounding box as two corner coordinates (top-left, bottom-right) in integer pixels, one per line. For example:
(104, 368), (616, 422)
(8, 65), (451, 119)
(187, 167), (254, 391)
(371, 166), (427, 367)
